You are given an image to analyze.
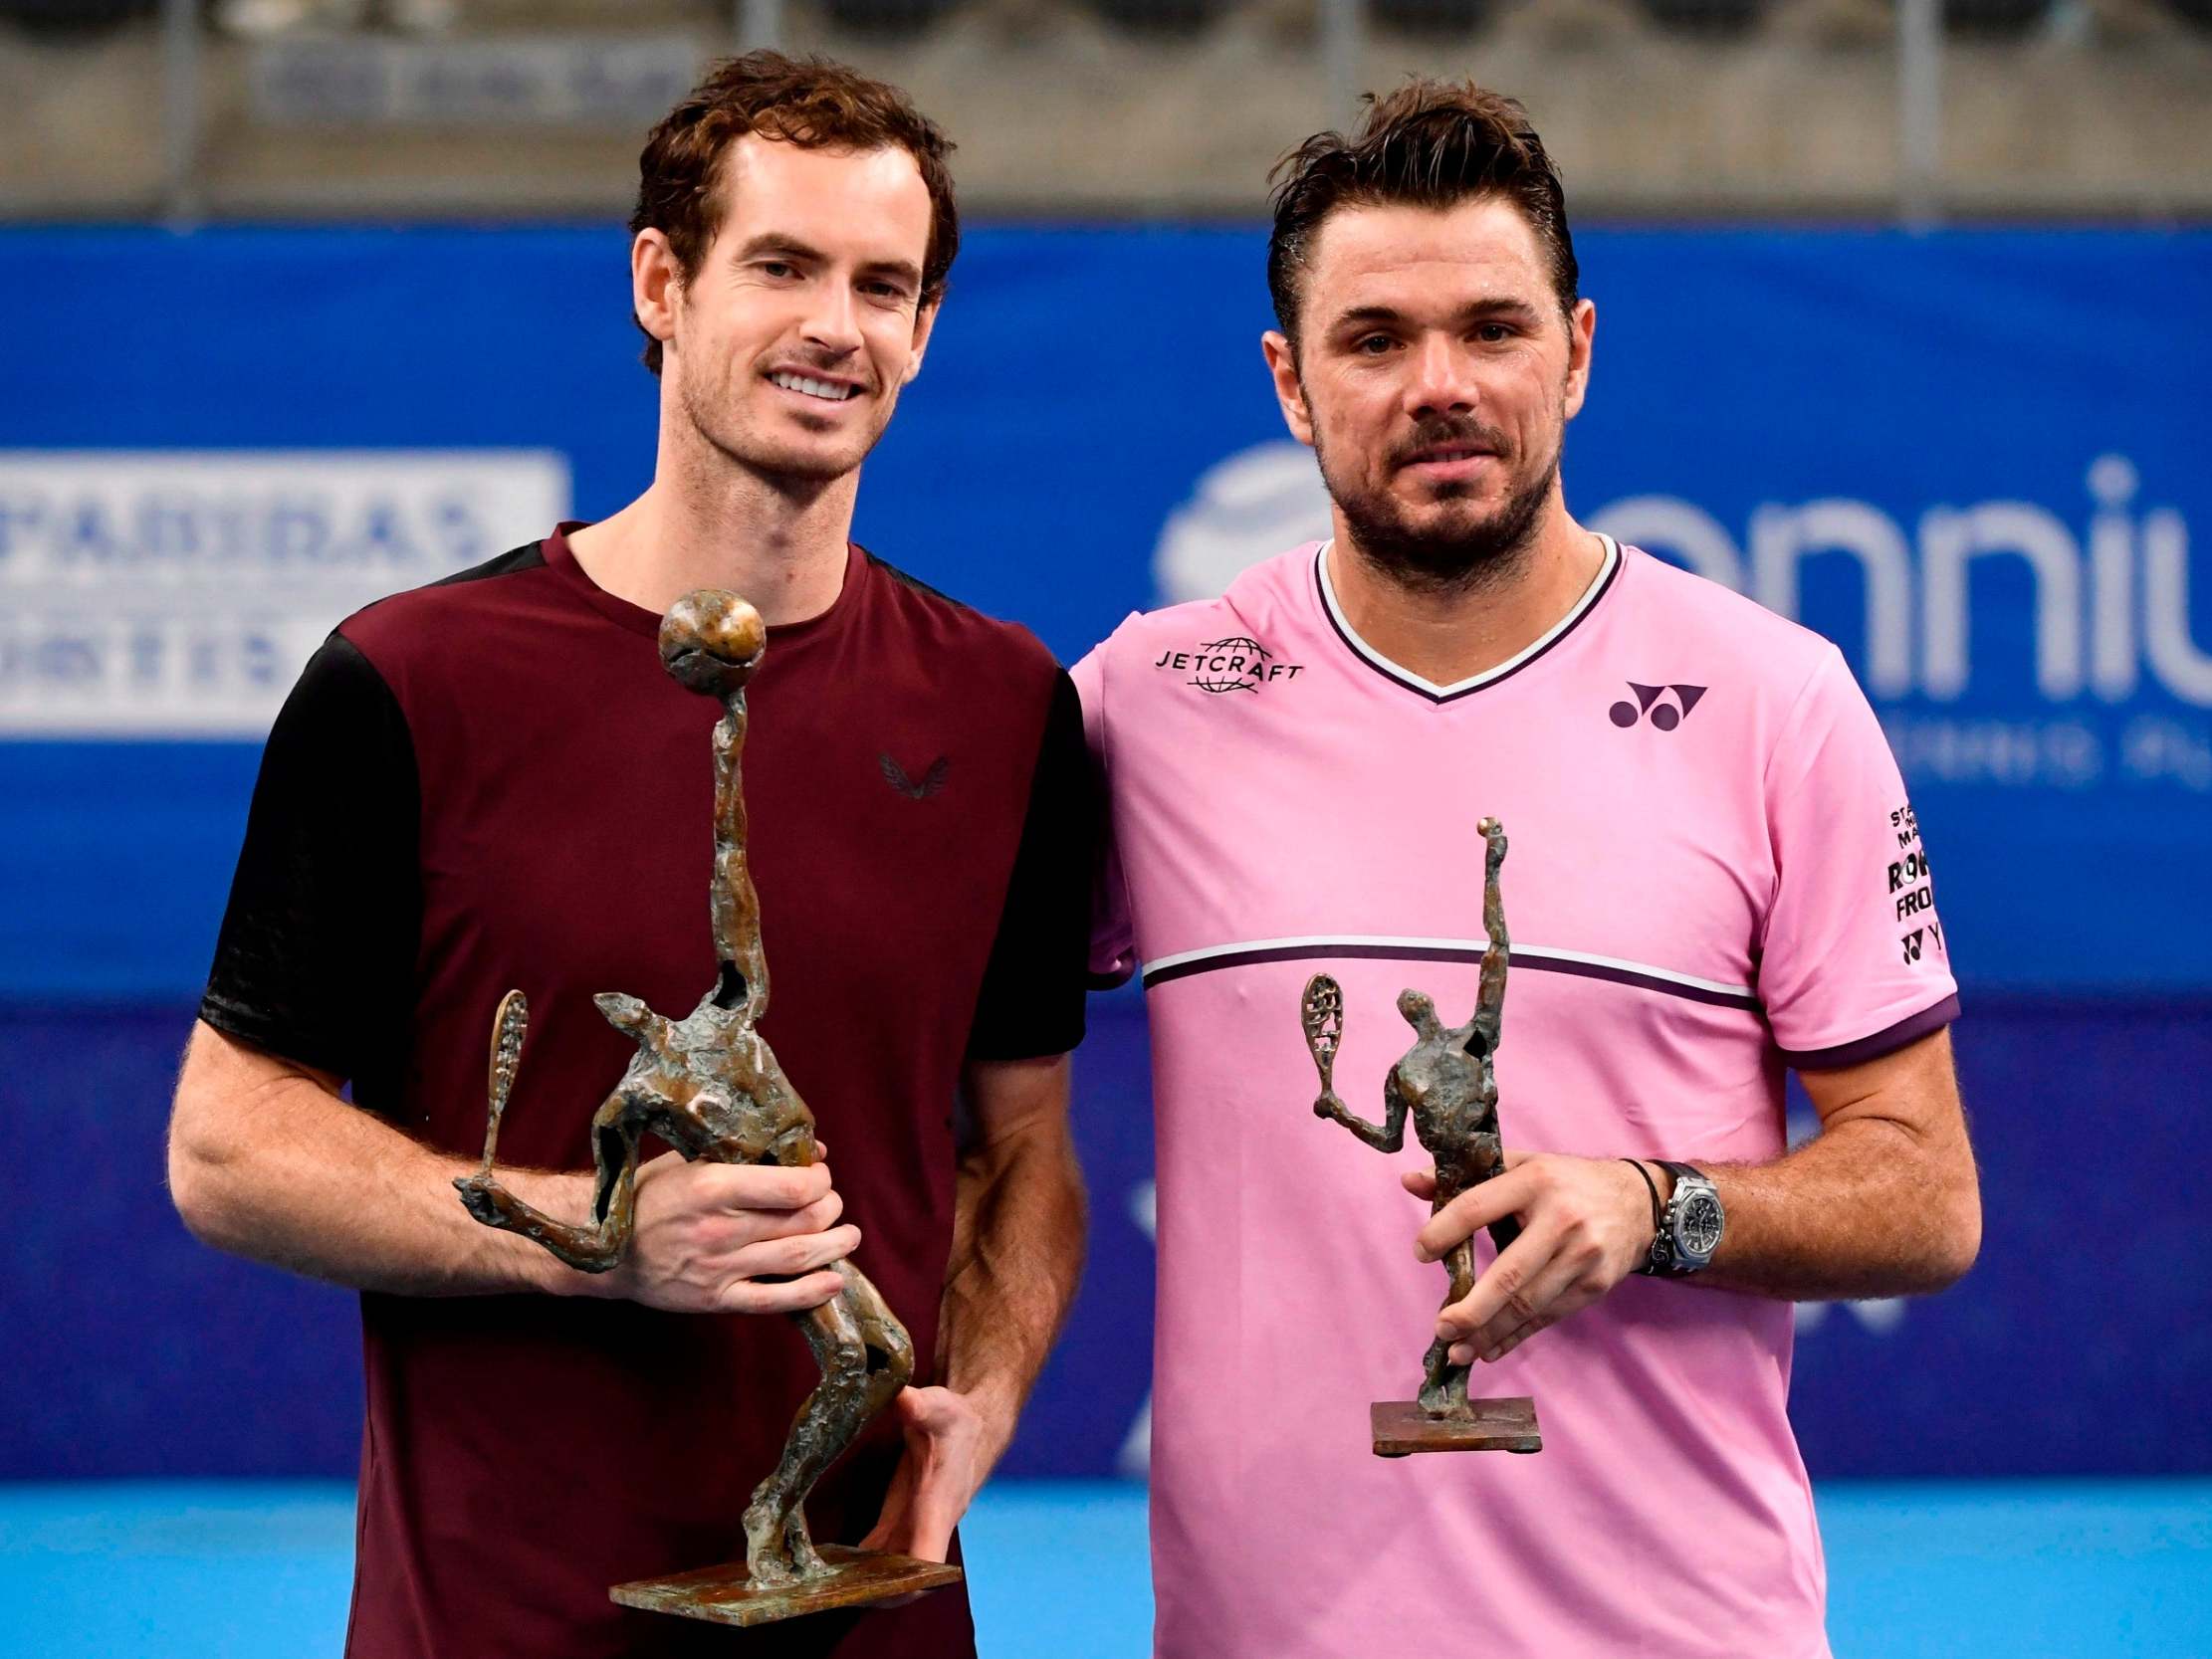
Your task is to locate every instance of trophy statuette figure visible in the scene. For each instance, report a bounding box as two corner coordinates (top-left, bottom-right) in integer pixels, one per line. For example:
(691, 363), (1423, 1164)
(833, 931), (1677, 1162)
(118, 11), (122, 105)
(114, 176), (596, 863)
(453, 588), (961, 1626)
(1300, 816), (1542, 1457)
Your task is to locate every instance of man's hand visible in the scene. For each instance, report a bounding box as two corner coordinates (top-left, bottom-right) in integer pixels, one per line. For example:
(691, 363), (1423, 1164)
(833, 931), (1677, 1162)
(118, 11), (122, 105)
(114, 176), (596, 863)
(858, 1384), (1006, 1563)
(1407, 1152), (1656, 1365)
(592, 1151), (858, 1315)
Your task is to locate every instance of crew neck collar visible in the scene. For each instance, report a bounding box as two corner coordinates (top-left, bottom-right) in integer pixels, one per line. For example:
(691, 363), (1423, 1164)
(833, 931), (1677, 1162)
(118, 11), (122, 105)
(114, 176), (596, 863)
(1313, 532), (1623, 706)
(542, 520), (865, 646)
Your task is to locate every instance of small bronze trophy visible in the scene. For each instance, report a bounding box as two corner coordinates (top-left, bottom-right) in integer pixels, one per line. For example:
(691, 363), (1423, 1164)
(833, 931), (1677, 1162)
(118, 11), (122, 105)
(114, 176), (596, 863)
(453, 588), (961, 1626)
(1299, 816), (1541, 1457)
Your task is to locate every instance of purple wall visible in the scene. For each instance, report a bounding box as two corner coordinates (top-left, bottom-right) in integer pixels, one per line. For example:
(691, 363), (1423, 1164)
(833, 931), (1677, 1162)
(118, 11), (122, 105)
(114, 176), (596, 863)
(5, 992), (2208, 1482)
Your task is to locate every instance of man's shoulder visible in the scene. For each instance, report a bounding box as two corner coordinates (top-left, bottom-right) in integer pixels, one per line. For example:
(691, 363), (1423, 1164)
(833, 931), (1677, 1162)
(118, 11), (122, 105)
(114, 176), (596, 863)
(862, 547), (1061, 688)
(1614, 543), (1842, 693)
(1085, 542), (1318, 679)
(338, 538), (556, 669)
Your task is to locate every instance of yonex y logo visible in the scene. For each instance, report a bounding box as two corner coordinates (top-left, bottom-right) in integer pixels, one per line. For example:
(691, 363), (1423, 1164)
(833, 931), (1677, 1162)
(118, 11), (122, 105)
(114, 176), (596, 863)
(1609, 683), (1707, 730)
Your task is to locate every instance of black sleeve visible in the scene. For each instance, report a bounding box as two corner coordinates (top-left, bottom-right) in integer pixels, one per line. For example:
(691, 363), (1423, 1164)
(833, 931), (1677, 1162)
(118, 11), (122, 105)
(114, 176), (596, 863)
(198, 633), (421, 1111)
(965, 669), (1095, 1062)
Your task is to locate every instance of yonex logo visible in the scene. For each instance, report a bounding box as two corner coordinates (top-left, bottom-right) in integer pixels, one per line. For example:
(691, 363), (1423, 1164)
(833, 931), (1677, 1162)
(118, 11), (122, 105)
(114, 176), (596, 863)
(1152, 636), (1305, 695)
(1609, 683), (1707, 730)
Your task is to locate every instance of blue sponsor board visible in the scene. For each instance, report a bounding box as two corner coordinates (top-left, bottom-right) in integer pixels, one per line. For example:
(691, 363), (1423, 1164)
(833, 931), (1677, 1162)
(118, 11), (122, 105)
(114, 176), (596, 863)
(0, 225), (2206, 993)
(0, 226), (2206, 1484)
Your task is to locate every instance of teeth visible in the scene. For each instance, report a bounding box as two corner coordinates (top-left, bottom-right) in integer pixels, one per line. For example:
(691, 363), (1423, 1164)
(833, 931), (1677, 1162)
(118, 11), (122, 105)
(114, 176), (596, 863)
(772, 372), (853, 402)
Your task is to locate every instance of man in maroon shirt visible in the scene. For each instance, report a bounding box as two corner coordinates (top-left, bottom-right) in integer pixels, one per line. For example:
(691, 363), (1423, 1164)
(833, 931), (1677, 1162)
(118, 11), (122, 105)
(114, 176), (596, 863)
(166, 53), (1089, 1659)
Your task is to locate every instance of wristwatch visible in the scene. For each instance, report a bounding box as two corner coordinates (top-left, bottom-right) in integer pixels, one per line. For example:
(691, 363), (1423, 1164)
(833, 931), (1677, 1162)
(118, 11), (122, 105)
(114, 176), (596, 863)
(1641, 1161), (1724, 1276)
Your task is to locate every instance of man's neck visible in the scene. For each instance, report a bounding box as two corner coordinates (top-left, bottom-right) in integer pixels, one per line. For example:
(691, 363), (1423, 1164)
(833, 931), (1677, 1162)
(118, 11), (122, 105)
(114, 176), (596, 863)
(566, 448), (860, 627)
(1326, 505), (1605, 689)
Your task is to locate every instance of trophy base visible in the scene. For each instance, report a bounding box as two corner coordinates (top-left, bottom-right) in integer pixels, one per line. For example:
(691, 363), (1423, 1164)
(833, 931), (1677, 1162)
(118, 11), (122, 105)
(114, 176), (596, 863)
(609, 1546), (963, 1627)
(1372, 1396), (1542, 1457)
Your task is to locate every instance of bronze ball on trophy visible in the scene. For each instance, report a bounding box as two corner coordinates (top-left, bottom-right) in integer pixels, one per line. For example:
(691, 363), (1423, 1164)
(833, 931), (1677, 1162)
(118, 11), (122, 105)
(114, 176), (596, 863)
(658, 590), (767, 698)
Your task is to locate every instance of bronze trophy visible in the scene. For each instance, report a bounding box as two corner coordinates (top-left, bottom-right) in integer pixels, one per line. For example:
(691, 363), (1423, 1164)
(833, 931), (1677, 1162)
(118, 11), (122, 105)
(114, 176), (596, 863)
(453, 588), (961, 1626)
(1299, 816), (1542, 1457)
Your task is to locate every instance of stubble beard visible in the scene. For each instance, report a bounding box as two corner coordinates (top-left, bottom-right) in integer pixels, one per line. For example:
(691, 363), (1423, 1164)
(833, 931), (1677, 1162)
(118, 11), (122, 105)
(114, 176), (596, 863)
(1315, 414), (1563, 599)
(677, 356), (880, 498)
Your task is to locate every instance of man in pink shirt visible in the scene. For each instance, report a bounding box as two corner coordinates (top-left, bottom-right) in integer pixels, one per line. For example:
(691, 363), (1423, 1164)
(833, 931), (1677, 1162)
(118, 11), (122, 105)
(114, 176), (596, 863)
(1074, 81), (1981, 1657)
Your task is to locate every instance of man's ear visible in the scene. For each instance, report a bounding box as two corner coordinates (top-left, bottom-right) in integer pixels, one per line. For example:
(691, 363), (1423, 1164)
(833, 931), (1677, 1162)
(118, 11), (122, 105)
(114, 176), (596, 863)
(1562, 297), (1596, 421)
(633, 229), (680, 359)
(901, 295), (942, 387)
(1261, 330), (1315, 448)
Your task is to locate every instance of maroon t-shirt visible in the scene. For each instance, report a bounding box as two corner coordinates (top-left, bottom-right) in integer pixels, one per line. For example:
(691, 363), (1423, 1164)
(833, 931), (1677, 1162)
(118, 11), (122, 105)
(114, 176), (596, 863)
(200, 526), (1090, 1658)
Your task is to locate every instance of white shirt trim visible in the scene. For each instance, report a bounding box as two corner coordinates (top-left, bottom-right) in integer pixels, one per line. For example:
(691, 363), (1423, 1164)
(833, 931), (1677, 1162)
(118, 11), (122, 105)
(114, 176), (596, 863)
(1315, 533), (1621, 700)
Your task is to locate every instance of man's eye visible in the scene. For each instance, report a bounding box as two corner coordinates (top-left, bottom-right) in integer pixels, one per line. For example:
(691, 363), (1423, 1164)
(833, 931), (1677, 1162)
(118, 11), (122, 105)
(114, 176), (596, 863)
(760, 261), (795, 279)
(1475, 322), (1512, 343)
(1356, 334), (1394, 355)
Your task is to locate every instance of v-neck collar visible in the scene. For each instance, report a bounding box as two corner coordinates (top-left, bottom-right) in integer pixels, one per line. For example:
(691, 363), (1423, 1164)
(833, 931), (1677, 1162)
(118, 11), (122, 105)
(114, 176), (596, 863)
(1313, 532), (1623, 705)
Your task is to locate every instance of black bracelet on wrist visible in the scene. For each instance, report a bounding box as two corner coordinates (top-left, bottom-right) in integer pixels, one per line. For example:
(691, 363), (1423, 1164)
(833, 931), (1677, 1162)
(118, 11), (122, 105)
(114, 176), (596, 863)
(1621, 1157), (1662, 1238)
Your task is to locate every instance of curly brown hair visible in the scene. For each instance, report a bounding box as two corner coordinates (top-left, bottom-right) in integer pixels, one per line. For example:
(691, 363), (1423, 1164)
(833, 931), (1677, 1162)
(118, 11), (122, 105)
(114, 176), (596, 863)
(628, 50), (960, 375)
(1266, 80), (1577, 347)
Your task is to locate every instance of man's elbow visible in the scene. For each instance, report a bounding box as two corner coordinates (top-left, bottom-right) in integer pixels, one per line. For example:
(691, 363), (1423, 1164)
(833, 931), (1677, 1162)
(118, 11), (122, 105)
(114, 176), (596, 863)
(166, 1095), (240, 1249)
(166, 1041), (263, 1253)
(1921, 1167), (1982, 1291)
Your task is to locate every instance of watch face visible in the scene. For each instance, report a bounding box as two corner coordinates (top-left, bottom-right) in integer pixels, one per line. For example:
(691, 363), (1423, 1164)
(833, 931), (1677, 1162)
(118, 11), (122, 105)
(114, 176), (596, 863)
(1678, 1190), (1724, 1258)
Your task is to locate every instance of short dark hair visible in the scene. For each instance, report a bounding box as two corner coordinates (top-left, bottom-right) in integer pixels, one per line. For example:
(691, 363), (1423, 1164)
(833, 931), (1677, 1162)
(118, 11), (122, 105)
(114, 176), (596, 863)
(1266, 79), (1578, 345)
(628, 50), (960, 375)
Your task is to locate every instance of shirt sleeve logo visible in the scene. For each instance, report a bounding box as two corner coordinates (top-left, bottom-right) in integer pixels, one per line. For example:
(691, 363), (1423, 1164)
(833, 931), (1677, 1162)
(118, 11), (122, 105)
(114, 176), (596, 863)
(1608, 682), (1707, 730)
(1152, 636), (1305, 696)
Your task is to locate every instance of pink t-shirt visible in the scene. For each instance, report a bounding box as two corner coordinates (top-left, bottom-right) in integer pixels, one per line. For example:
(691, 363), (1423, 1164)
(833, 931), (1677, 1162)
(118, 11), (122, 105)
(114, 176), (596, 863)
(1073, 537), (1956, 1659)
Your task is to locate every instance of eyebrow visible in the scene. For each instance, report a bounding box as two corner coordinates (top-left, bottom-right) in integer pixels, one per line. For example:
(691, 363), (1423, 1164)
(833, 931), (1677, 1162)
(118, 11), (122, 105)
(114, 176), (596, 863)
(732, 233), (923, 288)
(1330, 297), (1546, 330)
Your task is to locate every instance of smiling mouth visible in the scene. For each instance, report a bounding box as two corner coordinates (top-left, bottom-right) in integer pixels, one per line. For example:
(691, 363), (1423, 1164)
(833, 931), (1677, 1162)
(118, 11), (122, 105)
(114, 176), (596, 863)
(769, 371), (859, 404)
(1405, 445), (1496, 467)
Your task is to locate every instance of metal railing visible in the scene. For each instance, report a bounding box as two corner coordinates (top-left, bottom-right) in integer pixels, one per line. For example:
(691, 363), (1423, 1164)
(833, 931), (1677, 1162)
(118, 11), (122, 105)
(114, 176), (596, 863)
(2, 0), (2202, 225)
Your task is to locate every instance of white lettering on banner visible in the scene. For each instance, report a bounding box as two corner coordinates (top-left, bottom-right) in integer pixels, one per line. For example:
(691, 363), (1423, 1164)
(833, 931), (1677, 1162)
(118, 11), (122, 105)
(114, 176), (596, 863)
(1119, 1178), (1157, 1478)
(1154, 442), (1333, 607)
(1592, 455), (2209, 712)
(1795, 1297), (1906, 1336)
(1153, 446), (2209, 790)
(0, 451), (569, 736)
(251, 36), (706, 129)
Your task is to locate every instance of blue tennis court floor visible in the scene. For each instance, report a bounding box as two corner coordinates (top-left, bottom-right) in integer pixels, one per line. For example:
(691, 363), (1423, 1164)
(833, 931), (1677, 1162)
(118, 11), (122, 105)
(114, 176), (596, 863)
(3, 1478), (2206, 1656)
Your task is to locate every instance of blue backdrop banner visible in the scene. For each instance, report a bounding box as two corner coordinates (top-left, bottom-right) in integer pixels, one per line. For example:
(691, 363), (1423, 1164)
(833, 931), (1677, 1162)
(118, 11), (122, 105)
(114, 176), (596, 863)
(0, 225), (2208, 994)
(1, 225), (2207, 1484)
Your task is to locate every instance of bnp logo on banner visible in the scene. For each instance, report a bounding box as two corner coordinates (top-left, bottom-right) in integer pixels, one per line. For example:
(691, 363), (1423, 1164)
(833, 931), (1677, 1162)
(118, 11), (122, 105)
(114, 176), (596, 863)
(0, 451), (569, 737)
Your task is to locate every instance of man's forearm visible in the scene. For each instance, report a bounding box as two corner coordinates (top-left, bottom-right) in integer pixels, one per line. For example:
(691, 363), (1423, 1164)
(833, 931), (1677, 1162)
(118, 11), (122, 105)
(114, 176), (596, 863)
(168, 1021), (593, 1298)
(937, 1112), (1086, 1445)
(1690, 1119), (1980, 1301)
(1672, 1031), (1980, 1301)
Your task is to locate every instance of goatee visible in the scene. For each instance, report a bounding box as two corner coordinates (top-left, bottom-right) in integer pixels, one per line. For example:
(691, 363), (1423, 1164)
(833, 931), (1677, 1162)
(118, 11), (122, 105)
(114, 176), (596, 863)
(1321, 418), (1559, 597)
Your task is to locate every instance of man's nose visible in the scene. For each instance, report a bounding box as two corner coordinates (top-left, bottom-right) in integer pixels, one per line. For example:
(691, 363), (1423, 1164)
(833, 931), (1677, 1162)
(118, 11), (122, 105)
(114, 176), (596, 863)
(800, 282), (864, 357)
(1405, 332), (1476, 420)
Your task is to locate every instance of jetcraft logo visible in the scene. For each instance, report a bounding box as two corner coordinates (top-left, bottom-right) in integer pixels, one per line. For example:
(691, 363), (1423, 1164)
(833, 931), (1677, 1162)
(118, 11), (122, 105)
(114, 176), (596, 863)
(0, 450), (569, 736)
(1156, 443), (2209, 792)
(1153, 635), (1303, 695)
